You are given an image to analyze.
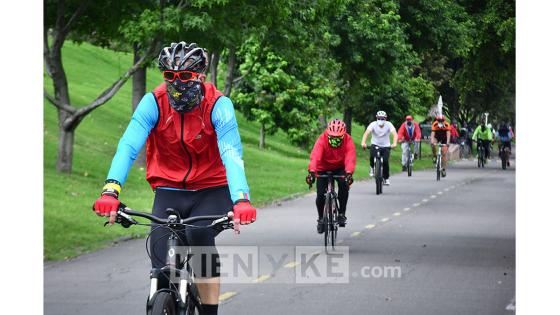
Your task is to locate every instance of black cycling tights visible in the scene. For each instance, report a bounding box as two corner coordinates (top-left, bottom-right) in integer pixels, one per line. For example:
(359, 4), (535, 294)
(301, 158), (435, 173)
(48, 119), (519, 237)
(149, 186), (232, 278)
(316, 168), (349, 219)
(370, 146), (391, 180)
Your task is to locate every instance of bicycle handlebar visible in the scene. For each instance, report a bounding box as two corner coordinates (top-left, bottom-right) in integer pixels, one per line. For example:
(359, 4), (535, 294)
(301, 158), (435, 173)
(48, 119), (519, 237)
(113, 204), (234, 230)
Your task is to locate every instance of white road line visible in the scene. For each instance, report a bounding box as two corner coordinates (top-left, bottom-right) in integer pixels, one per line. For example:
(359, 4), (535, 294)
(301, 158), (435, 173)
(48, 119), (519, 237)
(381, 217), (390, 222)
(444, 188), (449, 191)
(403, 207), (411, 212)
(430, 195), (436, 199)
(437, 191), (443, 195)
(393, 212), (401, 216)
(413, 203), (421, 207)
(422, 199), (429, 202)
(351, 231), (362, 237)
(365, 224), (376, 229)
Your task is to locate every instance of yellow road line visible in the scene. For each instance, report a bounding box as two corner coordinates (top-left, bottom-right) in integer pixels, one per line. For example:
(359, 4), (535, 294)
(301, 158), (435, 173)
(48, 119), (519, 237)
(219, 291), (237, 302)
(284, 261), (300, 268)
(365, 224), (376, 229)
(253, 274), (271, 283)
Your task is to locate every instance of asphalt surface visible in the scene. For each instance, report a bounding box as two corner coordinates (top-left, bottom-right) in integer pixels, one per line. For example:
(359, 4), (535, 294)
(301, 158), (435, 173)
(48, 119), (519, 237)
(44, 151), (515, 315)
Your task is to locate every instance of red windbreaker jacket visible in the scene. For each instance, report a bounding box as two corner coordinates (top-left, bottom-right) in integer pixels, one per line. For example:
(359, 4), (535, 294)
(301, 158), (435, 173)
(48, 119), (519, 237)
(308, 132), (356, 173)
(397, 121), (422, 141)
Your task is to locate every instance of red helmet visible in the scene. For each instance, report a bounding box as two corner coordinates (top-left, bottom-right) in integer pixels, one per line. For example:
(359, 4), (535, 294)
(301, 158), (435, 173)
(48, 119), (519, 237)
(327, 119), (346, 137)
(406, 115), (413, 121)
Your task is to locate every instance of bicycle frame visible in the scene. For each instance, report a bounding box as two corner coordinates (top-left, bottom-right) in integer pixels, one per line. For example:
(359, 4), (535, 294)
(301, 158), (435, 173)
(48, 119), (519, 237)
(112, 206), (233, 314)
(315, 172), (345, 252)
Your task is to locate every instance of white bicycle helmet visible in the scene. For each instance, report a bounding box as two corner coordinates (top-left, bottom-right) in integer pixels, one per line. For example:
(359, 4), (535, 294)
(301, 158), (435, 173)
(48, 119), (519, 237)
(376, 111), (387, 119)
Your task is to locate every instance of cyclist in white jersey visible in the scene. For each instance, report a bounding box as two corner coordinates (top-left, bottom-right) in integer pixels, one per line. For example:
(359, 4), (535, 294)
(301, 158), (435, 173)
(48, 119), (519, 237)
(360, 111), (398, 185)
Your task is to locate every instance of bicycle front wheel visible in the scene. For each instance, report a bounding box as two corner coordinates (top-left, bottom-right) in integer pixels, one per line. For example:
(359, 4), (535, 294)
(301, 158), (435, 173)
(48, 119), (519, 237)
(407, 155), (412, 177)
(324, 195), (331, 252)
(436, 156), (441, 181)
(149, 291), (177, 315)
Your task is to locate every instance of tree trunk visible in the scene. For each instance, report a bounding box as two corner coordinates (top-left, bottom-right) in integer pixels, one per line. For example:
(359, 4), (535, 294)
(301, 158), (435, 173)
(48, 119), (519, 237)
(49, 41), (74, 173)
(224, 46), (236, 97)
(132, 43), (147, 166)
(56, 127), (75, 172)
(343, 106), (353, 135)
(259, 124), (265, 149)
(210, 51), (220, 87)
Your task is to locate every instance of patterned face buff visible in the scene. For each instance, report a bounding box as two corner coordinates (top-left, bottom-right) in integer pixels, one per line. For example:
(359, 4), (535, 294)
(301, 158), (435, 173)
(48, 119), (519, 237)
(166, 79), (204, 113)
(328, 135), (343, 148)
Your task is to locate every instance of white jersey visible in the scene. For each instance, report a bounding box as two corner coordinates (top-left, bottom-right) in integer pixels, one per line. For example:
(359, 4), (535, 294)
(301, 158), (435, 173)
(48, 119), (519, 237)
(366, 121), (396, 147)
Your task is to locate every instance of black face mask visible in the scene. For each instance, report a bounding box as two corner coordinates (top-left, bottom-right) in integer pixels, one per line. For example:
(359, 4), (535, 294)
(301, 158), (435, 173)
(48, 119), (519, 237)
(406, 121), (412, 127)
(166, 80), (204, 113)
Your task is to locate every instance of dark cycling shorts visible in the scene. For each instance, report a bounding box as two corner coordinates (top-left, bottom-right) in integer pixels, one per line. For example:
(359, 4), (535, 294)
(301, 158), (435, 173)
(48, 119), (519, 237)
(150, 185), (232, 277)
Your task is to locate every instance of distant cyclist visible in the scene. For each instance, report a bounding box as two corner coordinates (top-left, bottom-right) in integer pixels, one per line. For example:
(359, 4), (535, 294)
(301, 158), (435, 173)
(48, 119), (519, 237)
(430, 115), (451, 177)
(450, 119), (460, 144)
(397, 115), (421, 171)
(307, 119), (356, 233)
(472, 119), (493, 160)
(361, 111), (398, 185)
(92, 42), (256, 315)
(497, 121), (514, 166)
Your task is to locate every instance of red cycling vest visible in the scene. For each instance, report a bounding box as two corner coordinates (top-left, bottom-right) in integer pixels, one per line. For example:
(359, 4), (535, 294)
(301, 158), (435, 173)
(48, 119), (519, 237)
(145, 82), (228, 190)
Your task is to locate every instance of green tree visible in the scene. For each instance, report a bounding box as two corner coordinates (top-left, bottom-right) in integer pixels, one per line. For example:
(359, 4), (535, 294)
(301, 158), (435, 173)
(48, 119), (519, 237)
(44, 0), (159, 173)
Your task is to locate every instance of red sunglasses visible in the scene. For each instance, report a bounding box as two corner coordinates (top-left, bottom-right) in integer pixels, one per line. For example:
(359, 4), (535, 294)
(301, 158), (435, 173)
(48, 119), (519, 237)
(162, 70), (200, 82)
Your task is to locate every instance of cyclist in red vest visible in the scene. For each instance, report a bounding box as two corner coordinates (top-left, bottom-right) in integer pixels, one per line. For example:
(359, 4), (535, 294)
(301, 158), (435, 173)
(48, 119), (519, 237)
(92, 42), (256, 315)
(306, 119), (356, 233)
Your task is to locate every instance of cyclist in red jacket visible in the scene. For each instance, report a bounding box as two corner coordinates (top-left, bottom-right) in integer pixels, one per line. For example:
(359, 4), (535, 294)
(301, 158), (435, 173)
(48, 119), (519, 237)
(397, 115), (421, 171)
(306, 119), (356, 233)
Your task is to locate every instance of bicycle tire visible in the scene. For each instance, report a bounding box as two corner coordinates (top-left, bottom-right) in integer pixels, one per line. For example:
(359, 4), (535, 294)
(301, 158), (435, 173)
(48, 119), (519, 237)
(149, 291), (177, 315)
(407, 154), (412, 177)
(375, 158), (383, 195)
(331, 196), (338, 250)
(323, 194), (331, 252)
(436, 156), (441, 181)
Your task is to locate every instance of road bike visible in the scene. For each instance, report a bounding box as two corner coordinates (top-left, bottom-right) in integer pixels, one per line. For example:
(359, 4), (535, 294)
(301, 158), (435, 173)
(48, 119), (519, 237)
(435, 143), (445, 181)
(499, 143), (511, 170)
(311, 172), (346, 253)
(109, 204), (233, 315)
(476, 139), (486, 168)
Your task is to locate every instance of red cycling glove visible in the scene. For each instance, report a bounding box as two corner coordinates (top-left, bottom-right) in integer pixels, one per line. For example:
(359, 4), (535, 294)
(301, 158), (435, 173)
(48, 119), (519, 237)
(93, 194), (120, 216)
(233, 201), (257, 233)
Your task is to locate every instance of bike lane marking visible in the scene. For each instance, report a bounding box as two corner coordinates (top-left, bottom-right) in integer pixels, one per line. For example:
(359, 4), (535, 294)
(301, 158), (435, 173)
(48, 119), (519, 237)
(253, 274), (271, 283)
(219, 291), (237, 302)
(284, 261), (300, 268)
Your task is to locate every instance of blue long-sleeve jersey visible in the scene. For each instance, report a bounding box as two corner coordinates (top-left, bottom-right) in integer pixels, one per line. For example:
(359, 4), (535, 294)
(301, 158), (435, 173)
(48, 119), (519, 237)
(106, 93), (250, 203)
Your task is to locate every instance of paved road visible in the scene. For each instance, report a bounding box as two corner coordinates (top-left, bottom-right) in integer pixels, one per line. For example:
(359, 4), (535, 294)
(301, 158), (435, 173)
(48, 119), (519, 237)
(45, 153), (515, 315)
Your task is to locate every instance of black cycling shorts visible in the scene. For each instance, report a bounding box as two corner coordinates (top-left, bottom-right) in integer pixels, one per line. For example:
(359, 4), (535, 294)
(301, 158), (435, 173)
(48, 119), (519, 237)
(149, 185), (232, 277)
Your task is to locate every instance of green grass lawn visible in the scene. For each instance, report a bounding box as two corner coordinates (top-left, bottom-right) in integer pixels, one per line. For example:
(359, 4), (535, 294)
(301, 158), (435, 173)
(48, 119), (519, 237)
(44, 41), (437, 260)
